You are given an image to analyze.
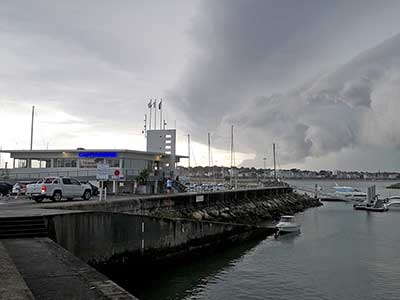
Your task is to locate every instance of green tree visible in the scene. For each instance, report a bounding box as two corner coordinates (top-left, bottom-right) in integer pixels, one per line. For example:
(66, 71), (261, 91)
(136, 169), (150, 185)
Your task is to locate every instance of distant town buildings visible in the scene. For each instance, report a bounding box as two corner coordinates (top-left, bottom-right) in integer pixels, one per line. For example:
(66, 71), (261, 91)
(177, 166), (400, 180)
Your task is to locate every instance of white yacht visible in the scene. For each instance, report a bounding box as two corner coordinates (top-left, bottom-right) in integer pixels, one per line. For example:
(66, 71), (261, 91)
(276, 216), (301, 234)
(332, 185), (367, 201)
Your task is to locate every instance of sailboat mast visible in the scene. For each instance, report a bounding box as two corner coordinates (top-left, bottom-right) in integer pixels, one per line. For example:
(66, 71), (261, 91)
(187, 134), (191, 168)
(208, 132), (211, 179)
(230, 125), (234, 186)
(273, 143), (276, 180)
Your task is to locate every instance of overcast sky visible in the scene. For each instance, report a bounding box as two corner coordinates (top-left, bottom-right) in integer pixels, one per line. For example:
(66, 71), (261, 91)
(1, 0), (400, 171)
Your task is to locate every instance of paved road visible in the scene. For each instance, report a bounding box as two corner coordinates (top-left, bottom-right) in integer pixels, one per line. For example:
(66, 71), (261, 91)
(0, 195), (91, 218)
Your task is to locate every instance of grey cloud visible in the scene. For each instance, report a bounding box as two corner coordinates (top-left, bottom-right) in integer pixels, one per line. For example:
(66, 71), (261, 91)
(0, 0), (195, 134)
(231, 33), (400, 167)
(169, 0), (400, 169)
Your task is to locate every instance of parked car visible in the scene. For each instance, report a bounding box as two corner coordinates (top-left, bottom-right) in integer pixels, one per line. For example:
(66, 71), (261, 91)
(80, 181), (99, 196)
(12, 181), (36, 195)
(26, 177), (92, 203)
(0, 181), (13, 196)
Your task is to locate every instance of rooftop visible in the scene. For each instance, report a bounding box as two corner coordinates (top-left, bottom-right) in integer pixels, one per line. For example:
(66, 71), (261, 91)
(0, 149), (188, 159)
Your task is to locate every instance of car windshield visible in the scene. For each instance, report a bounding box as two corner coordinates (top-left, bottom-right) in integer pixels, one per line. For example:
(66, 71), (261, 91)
(44, 178), (57, 184)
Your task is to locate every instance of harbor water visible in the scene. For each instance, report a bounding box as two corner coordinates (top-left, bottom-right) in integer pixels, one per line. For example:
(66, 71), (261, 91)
(117, 180), (400, 300)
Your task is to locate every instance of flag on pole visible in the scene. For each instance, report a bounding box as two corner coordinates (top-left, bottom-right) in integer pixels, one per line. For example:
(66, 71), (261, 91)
(153, 99), (157, 108)
(158, 99), (162, 110)
(148, 99), (152, 108)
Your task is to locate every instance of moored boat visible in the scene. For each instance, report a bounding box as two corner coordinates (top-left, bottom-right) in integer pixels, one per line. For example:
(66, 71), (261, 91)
(333, 185), (367, 202)
(276, 215), (301, 235)
(353, 185), (388, 212)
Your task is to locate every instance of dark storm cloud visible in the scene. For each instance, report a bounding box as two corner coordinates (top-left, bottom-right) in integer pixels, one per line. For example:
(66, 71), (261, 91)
(170, 0), (400, 169)
(231, 33), (400, 166)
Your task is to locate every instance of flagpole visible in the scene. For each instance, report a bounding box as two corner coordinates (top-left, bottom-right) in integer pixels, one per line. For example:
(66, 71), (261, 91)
(148, 99), (152, 130)
(159, 98), (163, 130)
(143, 114), (147, 137)
(154, 99), (157, 130)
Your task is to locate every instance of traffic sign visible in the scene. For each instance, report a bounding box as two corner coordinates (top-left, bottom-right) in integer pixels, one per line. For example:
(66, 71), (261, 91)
(111, 168), (124, 180)
(96, 163), (109, 180)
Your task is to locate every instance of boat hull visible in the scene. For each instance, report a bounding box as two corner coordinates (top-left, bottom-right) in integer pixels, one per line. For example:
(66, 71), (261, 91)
(276, 224), (301, 233)
(353, 203), (388, 212)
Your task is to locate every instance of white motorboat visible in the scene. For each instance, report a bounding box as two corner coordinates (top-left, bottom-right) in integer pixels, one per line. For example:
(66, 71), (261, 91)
(276, 215), (301, 234)
(332, 185), (367, 201)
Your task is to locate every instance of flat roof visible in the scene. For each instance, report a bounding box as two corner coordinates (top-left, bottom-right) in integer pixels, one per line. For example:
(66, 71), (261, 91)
(0, 149), (188, 159)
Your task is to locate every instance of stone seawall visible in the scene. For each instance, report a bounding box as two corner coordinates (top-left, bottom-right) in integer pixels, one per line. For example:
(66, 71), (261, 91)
(152, 191), (321, 224)
(43, 187), (320, 225)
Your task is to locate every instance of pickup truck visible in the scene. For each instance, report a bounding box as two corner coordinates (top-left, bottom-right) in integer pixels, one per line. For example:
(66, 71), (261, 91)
(26, 177), (92, 203)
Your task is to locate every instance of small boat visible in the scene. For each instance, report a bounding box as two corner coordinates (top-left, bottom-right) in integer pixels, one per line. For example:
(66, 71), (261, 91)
(332, 185), (367, 202)
(353, 185), (388, 212)
(353, 199), (388, 212)
(276, 215), (301, 235)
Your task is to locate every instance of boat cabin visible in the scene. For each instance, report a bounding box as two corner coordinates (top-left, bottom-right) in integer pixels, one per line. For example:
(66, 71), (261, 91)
(280, 216), (295, 222)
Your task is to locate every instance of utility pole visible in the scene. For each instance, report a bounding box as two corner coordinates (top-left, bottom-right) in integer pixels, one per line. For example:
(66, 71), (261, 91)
(273, 143), (277, 180)
(30, 105), (35, 150)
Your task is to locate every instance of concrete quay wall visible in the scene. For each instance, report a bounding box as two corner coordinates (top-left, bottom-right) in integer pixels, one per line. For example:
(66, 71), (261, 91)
(45, 212), (270, 265)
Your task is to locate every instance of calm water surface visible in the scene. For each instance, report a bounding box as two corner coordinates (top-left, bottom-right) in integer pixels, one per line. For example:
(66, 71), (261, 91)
(120, 180), (400, 300)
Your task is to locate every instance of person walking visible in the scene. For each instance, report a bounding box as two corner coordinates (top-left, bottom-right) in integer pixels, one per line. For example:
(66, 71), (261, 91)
(14, 183), (21, 200)
(166, 178), (173, 193)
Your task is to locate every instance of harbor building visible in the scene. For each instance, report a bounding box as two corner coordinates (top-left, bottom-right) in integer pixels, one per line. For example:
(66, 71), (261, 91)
(0, 129), (186, 193)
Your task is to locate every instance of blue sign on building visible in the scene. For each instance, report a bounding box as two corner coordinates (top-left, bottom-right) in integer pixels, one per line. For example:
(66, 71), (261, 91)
(78, 152), (118, 158)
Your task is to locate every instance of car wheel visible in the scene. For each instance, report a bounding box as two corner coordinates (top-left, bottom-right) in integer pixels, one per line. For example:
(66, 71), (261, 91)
(83, 190), (91, 200)
(52, 191), (62, 202)
(33, 197), (43, 203)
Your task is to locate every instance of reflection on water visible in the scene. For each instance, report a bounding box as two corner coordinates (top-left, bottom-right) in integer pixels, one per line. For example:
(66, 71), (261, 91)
(109, 180), (400, 300)
(111, 239), (265, 300)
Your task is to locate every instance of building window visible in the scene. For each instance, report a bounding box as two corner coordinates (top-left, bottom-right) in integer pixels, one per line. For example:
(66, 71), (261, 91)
(106, 159), (119, 168)
(55, 159), (77, 168)
(16, 159), (27, 168)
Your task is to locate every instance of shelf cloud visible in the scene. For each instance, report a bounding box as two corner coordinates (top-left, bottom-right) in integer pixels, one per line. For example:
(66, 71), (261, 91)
(169, 0), (400, 169)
